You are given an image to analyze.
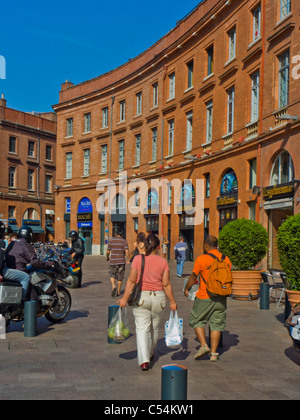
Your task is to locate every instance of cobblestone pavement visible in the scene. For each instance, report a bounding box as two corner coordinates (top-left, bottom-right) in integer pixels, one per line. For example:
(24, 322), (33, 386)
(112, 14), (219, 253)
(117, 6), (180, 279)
(0, 256), (299, 400)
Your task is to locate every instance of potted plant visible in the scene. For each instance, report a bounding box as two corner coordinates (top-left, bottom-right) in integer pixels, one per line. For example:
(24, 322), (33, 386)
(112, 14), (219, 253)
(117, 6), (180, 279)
(218, 218), (269, 301)
(277, 214), (300, 308)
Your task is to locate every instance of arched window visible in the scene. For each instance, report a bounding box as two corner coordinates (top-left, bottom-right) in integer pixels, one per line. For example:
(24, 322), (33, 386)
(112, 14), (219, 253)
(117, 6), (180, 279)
(270, 151), (294, 185)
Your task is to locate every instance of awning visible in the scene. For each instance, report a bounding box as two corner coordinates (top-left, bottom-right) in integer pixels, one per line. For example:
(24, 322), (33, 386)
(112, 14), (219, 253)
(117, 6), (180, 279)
(46, 209), (55, 215)
(8, 224), (18, 233)
(46, 226), (55, 234)
(30, 226), (45, 234)
(264, 197), (294, 210)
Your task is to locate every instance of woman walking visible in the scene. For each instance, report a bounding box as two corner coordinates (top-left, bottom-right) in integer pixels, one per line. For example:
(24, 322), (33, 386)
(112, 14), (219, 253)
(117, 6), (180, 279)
(118, 235), (177, 371)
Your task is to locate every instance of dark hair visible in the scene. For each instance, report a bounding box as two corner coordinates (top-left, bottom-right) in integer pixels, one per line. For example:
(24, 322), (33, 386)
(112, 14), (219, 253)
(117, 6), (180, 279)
(204, 235), (218, 249)
(136, 232), (146, 244)
(145, 234), (160, 256)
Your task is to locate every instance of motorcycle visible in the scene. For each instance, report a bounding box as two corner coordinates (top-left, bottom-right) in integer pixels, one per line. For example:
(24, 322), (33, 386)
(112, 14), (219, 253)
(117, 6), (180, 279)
(0, 244), (72, 326)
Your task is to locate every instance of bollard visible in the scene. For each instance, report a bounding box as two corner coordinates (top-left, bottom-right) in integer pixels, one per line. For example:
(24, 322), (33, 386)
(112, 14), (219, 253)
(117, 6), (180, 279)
(161, 365), (188, 401)
(108, 305), (120, 344)
(24, 301), (37, 338)
(260, 283), (270, 310)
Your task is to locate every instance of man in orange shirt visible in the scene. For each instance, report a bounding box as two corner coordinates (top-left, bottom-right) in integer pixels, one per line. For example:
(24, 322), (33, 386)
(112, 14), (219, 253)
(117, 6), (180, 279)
(184, 235), (232, 362)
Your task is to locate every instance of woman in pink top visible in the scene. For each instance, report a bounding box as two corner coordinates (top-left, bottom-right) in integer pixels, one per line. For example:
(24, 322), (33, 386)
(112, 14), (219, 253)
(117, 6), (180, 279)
(118, 235), (177, 371)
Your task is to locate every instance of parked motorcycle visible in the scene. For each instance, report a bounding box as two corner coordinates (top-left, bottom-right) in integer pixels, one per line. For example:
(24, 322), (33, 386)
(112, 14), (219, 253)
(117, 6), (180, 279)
(0, 244), (72, 326)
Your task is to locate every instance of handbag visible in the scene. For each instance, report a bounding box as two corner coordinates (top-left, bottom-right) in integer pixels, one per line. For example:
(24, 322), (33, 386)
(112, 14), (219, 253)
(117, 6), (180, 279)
(165, 310), (183, 348)
(128, 254), (145, 306)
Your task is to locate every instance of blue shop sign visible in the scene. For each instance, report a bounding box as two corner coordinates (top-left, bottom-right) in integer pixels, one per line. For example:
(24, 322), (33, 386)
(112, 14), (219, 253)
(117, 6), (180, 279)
(78, 198), (93, 213)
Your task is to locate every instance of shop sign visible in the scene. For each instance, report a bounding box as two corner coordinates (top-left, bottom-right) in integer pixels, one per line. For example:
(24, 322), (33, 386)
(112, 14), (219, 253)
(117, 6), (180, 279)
(263, 182), (294, 200)
(177, 182), (195, 213)
(217, 194), (238, 208)
(77, 213), (93, 222)
(22, 219), (41, 226)
(78, 198), (93, 213)
(220, 170), (238, 196)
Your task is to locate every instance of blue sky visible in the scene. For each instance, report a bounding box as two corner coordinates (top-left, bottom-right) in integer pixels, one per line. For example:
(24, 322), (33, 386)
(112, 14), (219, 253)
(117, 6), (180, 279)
(0, 0), (201, 113)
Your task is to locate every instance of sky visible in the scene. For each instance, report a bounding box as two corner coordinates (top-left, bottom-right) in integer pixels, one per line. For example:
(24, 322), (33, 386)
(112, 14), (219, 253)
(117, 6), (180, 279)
(0, 0), (202, 113)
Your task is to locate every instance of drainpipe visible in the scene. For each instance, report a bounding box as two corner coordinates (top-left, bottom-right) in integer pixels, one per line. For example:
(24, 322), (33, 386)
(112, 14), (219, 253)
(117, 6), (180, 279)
(160, 65), (168, 241)
(108, 96), (115, 239)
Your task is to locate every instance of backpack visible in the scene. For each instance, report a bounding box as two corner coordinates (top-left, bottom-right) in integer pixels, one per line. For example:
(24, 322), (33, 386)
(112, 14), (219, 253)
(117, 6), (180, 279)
(200, 253), (233, 298)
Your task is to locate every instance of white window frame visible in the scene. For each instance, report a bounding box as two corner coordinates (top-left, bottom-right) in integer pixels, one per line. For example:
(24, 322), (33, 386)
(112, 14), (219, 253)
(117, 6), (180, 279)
(280, 0), (291, 20)
(66, 152), (73, 179)
(28, 169), (34, 191)
(252, 5), (261, 42)
(9, 167), (16, 188)
(187, 60), (194, 89)
(83, 149), (90, 176)
(101, 145), (108, 174)
(168, 119), (174, 156)
(67, 118), (73, 137)
(152, 82), (158, 107)
(279, 51), (290, 108)
(251, 71), (260, 122)
(152, 128), (157, 161)
(227, 87), (235, 134)
(135, 134), (141, 166)
(186, 111), (193, 151)
(169, 72), (175, 100)
(120, 100), (126, 122)
(102, 107), (108, 128)
(206, 101), (213, 144)
(84, 113), (91, 133)
(136, 92), (142, 116)
(228, 27), (236, 62)
(270, 151), (294, 186)
(119, 140), (124, 170)
(45, 175), (52, 193)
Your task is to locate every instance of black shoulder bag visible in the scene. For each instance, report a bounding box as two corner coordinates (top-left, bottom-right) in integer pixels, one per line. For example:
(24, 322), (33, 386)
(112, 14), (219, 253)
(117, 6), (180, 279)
(128, 254), (145, 306)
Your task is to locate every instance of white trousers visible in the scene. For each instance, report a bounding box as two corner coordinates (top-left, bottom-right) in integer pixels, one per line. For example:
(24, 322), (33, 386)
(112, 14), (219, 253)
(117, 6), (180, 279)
(132, 291), (167, 366)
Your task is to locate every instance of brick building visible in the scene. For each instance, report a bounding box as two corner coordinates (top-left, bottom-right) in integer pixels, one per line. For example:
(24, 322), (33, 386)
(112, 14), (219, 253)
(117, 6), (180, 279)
(0, 96), (57, 241)
(53, 0), (299, 269)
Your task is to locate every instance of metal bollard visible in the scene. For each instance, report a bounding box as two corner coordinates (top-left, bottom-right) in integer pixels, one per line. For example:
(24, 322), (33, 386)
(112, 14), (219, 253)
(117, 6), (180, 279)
(24, 301), (37, 337)
(260, 283), (270, 310)
(161, 365), (188, 400)
(108, 305), (120, 344)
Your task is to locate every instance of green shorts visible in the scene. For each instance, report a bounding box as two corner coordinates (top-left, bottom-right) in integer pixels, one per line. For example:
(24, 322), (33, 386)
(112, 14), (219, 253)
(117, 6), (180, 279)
(189, 296), (227, 332)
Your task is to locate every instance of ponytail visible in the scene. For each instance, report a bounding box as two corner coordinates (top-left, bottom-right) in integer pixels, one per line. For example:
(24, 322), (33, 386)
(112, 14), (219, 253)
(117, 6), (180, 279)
(145, 234), (160, 256)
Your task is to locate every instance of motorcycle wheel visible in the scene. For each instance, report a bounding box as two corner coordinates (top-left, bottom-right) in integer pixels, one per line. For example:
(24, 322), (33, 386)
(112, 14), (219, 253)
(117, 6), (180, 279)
(45, 286), (72, 323)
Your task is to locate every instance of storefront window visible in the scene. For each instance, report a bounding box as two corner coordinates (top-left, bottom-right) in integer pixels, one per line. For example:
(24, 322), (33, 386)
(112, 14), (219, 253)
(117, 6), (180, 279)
(270, 151), (294, 185)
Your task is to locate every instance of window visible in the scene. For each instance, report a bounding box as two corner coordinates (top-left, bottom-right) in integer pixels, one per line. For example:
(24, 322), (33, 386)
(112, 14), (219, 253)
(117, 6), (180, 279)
(102, 107), (108, 128)
(28, 169), (34, 190)
(135, 134), (141, 166)
(45, 175), (52, 193)
(101, 145), (108, 174)
(207, 45), (214, 76)
(252, 5), (261, 42)
(28, 141), (35, 157)
(46, 145), (52, 161)
(152, 128), (157, 161)
(187, 60), (194, 89)
(133, 217), (139, 231)
(119, 140), (124, 170)
(9, 136), (16, 153)
(280, 0), (291, 20)
(270, 150), (294, 185)
(205, 173), (210, 198)
(9, 167), (16, 188)
(206, 100), (213, 143)
(66, 152), (73, 179)
(249, 202), (256, 221)
(169, 72), (175, 100)
(204, 209), (210, 237)
(83, 149), (90, 176)
(152, 82), (158, 107)
(136, 92), (142, 116)
(84, 113), (91, 133)
(8, 206), (15, 218)
(251, 72), (260, 122)
(67, 118), (73, 137)
(227, 87), (235, 133)
(279, 51), (290, 108)
(168, 119), (174, 156)
(228, 27), (236, 62)
(249, 158), (257, 189)
(186, 111), (193, 151)
(120, 100), (126, 122)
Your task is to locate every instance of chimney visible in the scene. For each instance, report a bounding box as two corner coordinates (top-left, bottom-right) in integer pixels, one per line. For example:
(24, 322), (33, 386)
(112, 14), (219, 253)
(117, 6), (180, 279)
(61, 80), (74, 92)
(0, 94), (7, 107)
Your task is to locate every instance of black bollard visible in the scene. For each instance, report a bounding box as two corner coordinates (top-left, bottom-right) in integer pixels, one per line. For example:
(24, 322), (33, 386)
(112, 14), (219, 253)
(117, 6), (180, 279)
(161, 365), (188, 401)
(24, 301), (37, 338)
(260, 283), (270, 310)
(108, 305), (120, 344)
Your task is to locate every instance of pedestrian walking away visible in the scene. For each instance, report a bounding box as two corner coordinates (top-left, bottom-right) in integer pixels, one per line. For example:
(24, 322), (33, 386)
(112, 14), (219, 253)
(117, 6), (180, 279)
(162, 238), (169, 259)
(130, 232), (146, 262)
(107, 230), (130, 297)
(174, 236), (188, 278)
(184, 235), (232, 362)
(118, 234), (177, 371)
(68, 230), (85, 288)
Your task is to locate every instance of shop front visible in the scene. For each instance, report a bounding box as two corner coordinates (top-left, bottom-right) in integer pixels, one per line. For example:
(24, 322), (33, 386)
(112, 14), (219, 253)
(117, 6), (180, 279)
(177, 182), (195, 262)
(77, 197), (93, 255)
(22, 208), (44, 242)
(263, 182), (294, 270)
(111, 193), (127, 238)
(217, 169), (238, 231)
(145, 189), (159, 235)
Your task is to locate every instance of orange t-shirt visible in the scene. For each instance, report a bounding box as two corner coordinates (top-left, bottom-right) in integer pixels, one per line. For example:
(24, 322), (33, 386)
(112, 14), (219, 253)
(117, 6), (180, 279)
(193, 249), (232, 300)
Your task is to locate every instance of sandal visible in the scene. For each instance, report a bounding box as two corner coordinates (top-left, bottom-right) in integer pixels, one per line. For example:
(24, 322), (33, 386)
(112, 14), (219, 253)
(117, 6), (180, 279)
(210, 353), (220, 362)
(194, 345), (211, 360)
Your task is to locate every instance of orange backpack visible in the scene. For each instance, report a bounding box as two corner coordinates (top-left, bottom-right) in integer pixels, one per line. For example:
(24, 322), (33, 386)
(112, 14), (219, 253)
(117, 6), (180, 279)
(200, 253), (233, 298)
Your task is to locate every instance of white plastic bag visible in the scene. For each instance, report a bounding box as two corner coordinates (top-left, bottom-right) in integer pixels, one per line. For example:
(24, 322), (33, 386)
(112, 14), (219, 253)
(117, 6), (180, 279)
(108, 307), (130, 343)
(165, 311), (183, 348)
